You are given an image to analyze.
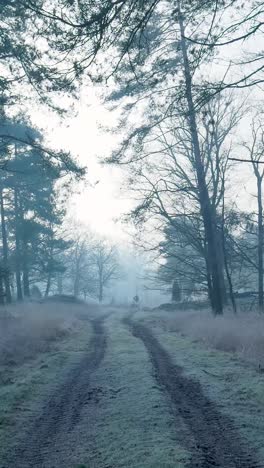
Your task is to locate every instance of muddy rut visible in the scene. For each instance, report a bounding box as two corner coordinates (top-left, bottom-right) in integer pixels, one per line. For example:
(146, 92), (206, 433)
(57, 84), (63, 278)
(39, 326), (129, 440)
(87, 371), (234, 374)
(2, 315), (107, 468)
(124, 317), (260, 468)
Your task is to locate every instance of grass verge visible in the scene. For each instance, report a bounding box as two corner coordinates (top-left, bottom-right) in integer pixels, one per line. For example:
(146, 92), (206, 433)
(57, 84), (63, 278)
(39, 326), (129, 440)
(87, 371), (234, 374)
(150, 308), (264, 366)
(136, 309), (264, 463)
(0, 303), (93, 461)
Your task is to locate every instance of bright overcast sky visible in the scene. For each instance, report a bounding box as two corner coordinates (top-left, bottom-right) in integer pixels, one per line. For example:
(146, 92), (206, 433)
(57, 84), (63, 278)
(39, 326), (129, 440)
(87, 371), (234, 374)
(33, 86), (258, 243)
(30, 19), (264, 243)
(33, 88), (133, 242)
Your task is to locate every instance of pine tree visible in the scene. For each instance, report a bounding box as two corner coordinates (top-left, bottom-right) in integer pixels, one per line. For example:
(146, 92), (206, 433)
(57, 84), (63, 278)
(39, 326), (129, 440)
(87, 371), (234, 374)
(0, 118), (76, 300)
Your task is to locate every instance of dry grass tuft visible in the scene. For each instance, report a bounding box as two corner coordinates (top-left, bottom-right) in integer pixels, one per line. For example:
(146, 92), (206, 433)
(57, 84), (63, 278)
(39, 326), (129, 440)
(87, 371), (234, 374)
(0, 302), (91, 368)
(158, 309), (264, 366)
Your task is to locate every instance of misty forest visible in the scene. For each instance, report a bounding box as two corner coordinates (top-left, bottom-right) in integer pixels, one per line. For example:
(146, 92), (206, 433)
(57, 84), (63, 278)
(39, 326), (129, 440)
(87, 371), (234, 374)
(1, 2), (264, 467)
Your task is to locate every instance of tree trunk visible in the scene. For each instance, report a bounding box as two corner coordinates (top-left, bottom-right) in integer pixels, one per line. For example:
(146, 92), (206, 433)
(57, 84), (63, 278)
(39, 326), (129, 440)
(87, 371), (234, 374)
(99, 269), (103, 303)
(221, 197), (237, 313)
(257, 175), (263, 312)
(45, 272), (51, 297)
(0, 188), (12, 303)
(23, 270), (30, 297)
(15, 267), (23, 301)
(74, 274), (79, 297)
(223, 249), (237, 314)
(99, 281), (103, 303)
(215, 228), (228, 305)
(14, 188), (23, 301)
(57, 274), (63, 295)
(222, 228), (237, 314)
(178, 2), (223, 314)
(0, 272), (5, 305)
(205, 250), (213, 303)
(22, 240), (30, 298)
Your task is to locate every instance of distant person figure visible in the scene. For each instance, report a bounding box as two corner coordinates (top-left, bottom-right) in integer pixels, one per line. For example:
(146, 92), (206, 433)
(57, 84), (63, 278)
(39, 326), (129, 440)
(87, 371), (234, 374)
(132, 294), (140, 310)
(172, 280), (181, 302)
(31, 285), (42, 300)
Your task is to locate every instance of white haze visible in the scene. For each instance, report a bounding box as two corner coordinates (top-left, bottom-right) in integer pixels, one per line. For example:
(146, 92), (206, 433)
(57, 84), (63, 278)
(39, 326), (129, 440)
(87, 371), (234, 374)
(25, 20), (264, 304)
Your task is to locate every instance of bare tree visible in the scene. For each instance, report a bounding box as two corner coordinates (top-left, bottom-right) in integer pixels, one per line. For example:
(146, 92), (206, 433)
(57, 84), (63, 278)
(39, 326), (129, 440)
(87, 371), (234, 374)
(123, 94), (241, 312)
(99, 0), (248, 313)
(59, 225), (120, 302)
(91, 241), (120, 303)
(64, 229), (92, 298)
(241, 120), (264, 312)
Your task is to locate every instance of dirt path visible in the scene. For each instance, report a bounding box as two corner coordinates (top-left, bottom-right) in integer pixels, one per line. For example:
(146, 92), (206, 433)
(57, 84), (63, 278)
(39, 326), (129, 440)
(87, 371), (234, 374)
(2, 308), (262, 467)
(124, 316), (260, 468)
(2, 315), (107, 468)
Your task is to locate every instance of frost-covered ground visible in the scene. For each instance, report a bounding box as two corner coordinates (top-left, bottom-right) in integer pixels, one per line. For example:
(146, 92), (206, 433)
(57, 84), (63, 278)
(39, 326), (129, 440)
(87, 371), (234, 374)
(137, 308), (264, 464)
(0, 304), (263, 467)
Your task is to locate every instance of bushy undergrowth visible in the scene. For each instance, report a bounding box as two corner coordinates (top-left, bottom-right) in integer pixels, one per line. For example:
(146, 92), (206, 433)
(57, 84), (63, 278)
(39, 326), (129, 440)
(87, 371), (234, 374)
(157, 309), (264, 366)
(0, 302), (89, 368)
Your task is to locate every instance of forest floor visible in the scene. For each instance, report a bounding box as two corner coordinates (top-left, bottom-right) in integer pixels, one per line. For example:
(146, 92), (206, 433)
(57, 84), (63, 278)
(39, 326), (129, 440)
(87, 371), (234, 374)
(1, 304), (264, 467)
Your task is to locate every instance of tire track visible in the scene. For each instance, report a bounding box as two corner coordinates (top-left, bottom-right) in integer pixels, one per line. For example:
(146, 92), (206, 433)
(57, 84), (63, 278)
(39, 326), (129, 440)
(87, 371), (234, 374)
(124, 317), (260, 468)
(3, 315), (107, 468)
